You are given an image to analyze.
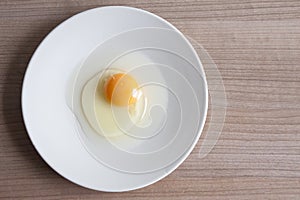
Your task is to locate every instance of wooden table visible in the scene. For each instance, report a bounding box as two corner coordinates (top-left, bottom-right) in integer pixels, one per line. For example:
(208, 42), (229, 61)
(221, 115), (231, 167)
(1, 1), (300, 199)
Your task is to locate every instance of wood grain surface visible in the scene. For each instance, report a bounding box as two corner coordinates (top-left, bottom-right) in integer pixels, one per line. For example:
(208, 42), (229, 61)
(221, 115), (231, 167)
(1, 0), (300, 199)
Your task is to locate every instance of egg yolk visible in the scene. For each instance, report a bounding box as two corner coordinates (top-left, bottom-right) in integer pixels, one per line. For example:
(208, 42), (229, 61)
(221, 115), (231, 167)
(104, 73), (139, 106)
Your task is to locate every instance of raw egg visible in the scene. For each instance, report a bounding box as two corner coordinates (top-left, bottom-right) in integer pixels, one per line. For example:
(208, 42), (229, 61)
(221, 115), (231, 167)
(79, 52), (168, 139)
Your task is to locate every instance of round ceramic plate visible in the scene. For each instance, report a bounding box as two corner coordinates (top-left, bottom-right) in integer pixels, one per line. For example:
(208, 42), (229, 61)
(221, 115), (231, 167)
(22, 6), (208, 191)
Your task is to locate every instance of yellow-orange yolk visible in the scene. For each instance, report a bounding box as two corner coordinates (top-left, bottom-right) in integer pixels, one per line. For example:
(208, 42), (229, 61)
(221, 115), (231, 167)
(104, 73), (139, 106)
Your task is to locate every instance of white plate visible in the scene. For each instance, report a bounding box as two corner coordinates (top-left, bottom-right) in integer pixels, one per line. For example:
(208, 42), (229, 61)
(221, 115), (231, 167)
(22, 6), (208, 191)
